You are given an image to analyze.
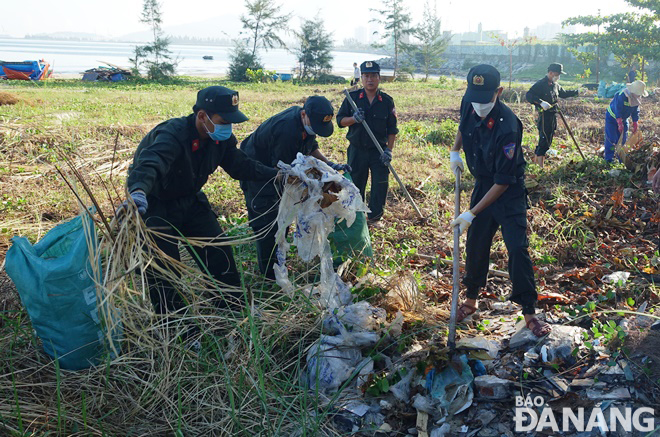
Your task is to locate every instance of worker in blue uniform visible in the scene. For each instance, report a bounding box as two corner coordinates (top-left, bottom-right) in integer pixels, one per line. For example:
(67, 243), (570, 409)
(603, 80), (647, 162)
(450, 64), (551, 337)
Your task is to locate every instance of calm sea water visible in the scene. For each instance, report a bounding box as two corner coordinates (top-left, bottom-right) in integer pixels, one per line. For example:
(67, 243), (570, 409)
(0, 38), (385, 77)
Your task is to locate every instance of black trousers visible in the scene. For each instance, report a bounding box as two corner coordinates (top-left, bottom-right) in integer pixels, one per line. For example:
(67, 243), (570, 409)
(463, 180), (537, 314)
(240, 180), (280, 280)
(347, 145), (389, 221)
(535, 111), (557, 157)
(143, 193), (242, 313)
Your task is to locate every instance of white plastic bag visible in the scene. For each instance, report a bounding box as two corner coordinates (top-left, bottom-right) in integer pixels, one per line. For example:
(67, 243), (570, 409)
(275, 154), (368, 309)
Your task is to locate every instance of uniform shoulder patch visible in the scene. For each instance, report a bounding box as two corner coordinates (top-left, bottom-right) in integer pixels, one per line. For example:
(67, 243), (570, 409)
(503, 143), (516, 160)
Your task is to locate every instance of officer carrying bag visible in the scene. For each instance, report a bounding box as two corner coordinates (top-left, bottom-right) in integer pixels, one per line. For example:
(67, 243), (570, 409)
(5, 212), (120, 370)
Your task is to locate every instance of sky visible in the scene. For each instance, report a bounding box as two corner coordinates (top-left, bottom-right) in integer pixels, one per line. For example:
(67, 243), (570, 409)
(0, 0), (639, 41)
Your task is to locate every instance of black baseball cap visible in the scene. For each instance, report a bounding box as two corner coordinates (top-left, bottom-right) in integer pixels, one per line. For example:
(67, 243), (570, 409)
(548, 63), (566, 74)
(464, 64), (501, 104)
(194, 86), (248, 123)
(303, 96), (334, 137)
(360, 61), (380, 74)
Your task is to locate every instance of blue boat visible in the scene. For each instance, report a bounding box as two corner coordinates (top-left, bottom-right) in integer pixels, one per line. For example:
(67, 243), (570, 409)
(0, 60), (52, 80)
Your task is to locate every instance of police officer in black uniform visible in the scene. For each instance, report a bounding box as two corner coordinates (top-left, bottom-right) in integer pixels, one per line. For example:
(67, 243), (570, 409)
(450, 64), (551, 337)
(240, 96), (349, 279)
(125, 86), (279, 313)
(336, 60), (398, 225)
(525, 63), (579, 167)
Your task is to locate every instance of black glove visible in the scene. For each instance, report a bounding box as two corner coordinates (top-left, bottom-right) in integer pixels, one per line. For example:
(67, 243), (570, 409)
(353, 108), (365, 123)
(117, 190), (148, 216)
(380, 148), (392, 165)
(328, 162), (352, 173)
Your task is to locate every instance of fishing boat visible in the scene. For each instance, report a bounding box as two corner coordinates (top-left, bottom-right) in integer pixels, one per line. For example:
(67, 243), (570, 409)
(202, 55), (213, 60)
(0, 59), (52, 81)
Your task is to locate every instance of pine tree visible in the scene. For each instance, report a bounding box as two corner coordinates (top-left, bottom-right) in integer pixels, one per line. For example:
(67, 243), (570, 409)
(370, 0), (413, 79)
(294, 17), (334, 81)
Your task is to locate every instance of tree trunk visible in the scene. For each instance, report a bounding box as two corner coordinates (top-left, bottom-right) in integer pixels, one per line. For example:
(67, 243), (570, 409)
(252, 22), (260, 59)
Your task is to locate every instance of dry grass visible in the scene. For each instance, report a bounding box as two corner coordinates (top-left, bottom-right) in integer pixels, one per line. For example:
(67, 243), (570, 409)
(0, 91), (22, 106)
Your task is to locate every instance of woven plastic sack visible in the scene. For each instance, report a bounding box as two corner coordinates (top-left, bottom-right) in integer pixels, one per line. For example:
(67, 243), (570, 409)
(328, 173), (373, 263)
(5, 212), (119, 370)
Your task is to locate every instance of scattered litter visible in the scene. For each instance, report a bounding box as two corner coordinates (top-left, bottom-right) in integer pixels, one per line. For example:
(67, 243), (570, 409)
(305, 321), (378, 393)
(537, 325), (585, 365)
(456, 336), (499, 360)
(323, 301), (387, 334)
(430, 423), (451, 437)
(428, 355), (474, 415)
(586, 385), (631, 400)
(473, 375), (512, 400)
(602, 271), (630, 285)
(390, 367), (414, 402)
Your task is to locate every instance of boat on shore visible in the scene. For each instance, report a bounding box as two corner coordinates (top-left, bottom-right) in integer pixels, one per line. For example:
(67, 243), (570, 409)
(0, 60), (52, 80)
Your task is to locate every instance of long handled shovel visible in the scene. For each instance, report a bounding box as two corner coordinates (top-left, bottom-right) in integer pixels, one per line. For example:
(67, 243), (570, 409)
(342, 89), (424, 219)
(555, 106), (586, 161)
(448, 167), (461, 350)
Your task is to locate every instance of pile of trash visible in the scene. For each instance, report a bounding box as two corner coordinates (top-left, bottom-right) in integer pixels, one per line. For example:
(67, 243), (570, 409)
(82, 64), (131, 82)
(274, 155), (658, 436)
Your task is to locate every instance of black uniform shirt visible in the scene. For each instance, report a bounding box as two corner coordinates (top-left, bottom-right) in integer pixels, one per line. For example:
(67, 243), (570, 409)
(127, 114), (278, 200)
(525, 76), (578, 112)
(459, 98), (525, 186)
(240, 106), (319, 166)
(336, 89), (399, 148)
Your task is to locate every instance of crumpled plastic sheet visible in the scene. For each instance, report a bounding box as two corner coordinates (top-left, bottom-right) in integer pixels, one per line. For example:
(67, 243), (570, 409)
(426, 354), (474, 416)
(274, 153), (369, 309)
(306, 316), (380, 393)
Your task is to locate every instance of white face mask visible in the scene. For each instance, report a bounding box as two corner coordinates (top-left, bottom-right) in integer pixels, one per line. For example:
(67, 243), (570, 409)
(551, 75), (559, 83)
(472, 101), (495, 118)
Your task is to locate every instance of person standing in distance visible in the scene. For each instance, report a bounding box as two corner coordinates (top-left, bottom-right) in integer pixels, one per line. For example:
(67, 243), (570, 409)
(525, 63), (579, 168)
(351, 62), (361, 87)
(336, 61), (398, 226)
(450, 64), (552, 337)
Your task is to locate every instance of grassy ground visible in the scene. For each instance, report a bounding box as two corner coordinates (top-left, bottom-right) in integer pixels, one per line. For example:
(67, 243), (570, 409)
(1, 77), (660, 436)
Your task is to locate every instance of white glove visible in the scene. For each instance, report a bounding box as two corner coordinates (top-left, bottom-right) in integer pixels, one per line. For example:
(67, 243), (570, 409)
(450, 151), (464, 175)
(451, 210), (476, 234)
(540, 100), (551, 111)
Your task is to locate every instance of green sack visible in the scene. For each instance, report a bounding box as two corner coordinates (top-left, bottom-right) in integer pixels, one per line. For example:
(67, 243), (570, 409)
(328, 173), (373, 263)
(5, 213), (120, 370)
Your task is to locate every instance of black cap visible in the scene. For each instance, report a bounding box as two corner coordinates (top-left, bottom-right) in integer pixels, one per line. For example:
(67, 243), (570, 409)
(548, 63), (566, 74)
(464, 64), (501, 104)
(194, 86), (248, 123)
(360, 61), (380, 74)
(303, 96), (334, 137)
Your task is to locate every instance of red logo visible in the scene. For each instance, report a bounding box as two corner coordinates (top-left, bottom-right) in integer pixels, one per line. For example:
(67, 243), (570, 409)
(192, 139), (199, 152)
(359, 92), (364, 99)
(487, 118), (495, 129)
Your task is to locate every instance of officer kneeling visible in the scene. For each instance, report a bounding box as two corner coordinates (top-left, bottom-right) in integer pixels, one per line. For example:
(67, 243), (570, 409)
(450, 65), (551, 337)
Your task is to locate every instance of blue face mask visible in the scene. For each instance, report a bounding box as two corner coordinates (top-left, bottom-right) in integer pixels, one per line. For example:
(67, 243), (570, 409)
(205, 114), (232, 141)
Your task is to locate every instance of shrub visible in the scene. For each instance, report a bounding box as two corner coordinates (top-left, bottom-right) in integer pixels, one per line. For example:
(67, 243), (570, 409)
(228, 44), (263, 82)
(425, 119), (458, 146)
